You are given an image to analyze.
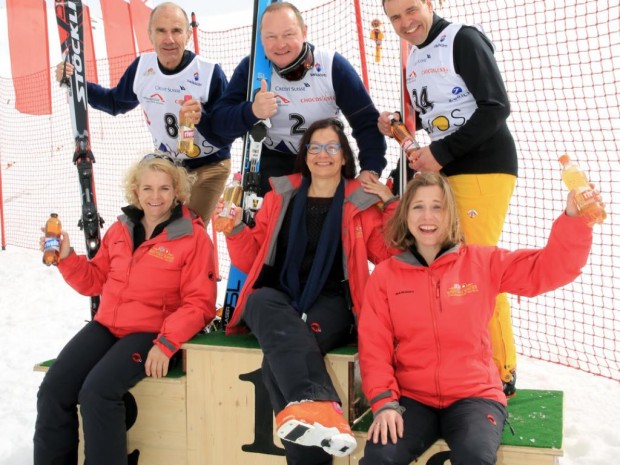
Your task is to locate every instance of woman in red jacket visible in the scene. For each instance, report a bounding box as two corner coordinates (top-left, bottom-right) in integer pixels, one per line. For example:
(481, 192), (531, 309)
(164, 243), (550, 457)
(34, 155), (217, 465)
(358, 172), (596, 465)
(222, 118), (396, 464)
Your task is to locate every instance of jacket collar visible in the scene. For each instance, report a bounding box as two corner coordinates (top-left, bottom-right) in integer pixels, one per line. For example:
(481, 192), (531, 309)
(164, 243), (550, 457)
(394, 244), (461, 267)
(118, 204), (197, 242)
(271, 173), (382, 212)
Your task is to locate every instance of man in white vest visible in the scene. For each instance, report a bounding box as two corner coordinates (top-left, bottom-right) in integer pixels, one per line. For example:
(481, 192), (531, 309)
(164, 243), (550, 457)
(378, 0), (519, 398)
(212, 2), (387, 196)
(55, 2), (231, 224)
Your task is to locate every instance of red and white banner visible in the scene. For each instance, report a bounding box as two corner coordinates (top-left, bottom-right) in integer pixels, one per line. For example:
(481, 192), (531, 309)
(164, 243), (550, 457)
(6, 0), (51, 115)
(100, 0), (137, 86)
(130, 0), (154, 54)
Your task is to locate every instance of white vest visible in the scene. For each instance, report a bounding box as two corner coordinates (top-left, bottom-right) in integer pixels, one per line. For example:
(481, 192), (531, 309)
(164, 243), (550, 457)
(134, 52), (221, 159)
(266, 48), (340, 153)
(406, 24), (478, 141)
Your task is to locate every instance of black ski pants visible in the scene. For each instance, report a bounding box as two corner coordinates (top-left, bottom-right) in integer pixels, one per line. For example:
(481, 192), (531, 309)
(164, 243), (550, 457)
(360, 396), (507, 465)
(243, 287), (355, 465)
(33, 320), (157, 465)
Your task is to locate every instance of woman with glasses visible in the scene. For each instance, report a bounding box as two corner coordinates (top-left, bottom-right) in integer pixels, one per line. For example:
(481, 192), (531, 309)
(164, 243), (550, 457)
(34, 154), (217, 465)
(220, 118), (396, 464)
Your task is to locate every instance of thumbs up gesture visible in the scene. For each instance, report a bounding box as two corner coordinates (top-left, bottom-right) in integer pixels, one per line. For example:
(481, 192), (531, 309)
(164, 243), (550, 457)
(251, 79), (278, 120)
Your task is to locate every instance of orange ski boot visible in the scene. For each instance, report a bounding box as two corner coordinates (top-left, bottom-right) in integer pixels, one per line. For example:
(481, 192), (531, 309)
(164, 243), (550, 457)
(276, 400), (357, 457)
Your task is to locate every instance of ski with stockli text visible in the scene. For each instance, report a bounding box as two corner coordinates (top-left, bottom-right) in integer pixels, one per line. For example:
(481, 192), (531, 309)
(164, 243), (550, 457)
(222, 0), (281, 330)
(55, 0), (103, 318)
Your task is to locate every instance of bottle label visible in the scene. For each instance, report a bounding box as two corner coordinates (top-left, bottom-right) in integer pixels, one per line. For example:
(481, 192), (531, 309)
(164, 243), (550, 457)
(44, 237), (60, 252)
(573, 187), (606, 225)
(401, 138), (415, 153)
(181, 128), (194, 139)
(574, 187), (597, 210)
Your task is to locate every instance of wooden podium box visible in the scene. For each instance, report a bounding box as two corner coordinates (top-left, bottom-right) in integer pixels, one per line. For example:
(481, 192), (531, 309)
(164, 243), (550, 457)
(33, 362), (187, 465)
(183, 332), (358, 465)
(36, 339), (562, 465)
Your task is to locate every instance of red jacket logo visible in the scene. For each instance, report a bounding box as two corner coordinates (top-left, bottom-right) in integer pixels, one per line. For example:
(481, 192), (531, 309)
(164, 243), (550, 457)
(447, 282), (479, 297)
(149, 246), (175, 263)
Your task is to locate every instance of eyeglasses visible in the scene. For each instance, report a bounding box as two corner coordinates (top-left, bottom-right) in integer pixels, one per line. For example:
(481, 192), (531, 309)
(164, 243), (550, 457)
(306, 143), (342, 155)
(275, 42), (314, 82)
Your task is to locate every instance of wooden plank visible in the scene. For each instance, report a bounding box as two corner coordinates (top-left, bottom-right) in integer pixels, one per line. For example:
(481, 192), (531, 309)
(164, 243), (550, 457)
(185, 345), (354, 465)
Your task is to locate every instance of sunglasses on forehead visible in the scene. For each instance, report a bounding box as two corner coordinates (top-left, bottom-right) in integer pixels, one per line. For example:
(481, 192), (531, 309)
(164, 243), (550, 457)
(141, 152), (182, 166)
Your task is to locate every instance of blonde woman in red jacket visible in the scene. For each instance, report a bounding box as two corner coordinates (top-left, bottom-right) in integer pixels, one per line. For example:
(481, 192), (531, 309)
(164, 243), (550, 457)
(34, 155), (217, 465)
(221, 118), (397, 464)
(358, 172), (596, 465)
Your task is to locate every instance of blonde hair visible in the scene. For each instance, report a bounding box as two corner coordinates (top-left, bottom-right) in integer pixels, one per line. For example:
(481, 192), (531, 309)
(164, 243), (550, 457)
(124, 156), (194, 209)
(386, 172), (463, 250)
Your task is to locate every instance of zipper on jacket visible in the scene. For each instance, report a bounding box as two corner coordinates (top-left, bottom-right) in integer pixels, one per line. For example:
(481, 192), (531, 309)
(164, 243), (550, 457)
(430, 273), (444, 407)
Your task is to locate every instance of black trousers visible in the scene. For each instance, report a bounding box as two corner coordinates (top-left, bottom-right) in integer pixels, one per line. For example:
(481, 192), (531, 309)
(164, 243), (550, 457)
(361, 396), (507, 465)
(33, 320), (158, 465)
(243, 287), (355, 465)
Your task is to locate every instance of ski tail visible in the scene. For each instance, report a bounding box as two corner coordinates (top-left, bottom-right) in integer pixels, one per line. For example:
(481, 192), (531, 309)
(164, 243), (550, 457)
(55, 1), (103, 317)
(222, 0), (281, 331)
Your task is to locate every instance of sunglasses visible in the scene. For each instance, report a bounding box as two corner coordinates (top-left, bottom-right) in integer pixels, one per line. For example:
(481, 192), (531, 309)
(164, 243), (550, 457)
(275, 42), (314, 81)
(306, 143), (342, 155)
(142, 153), (181, 166)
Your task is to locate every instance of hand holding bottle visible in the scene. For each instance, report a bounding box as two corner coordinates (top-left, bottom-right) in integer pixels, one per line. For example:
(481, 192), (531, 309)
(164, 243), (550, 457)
(214, 199), (243, 234)
(559, 155), (606, 226)
(377, 111), (394, 137)
(40, 226), (72, 265)
(179, 96), (202, 125)
(214, 173), (244, 234)
(565, 184), (604, 222)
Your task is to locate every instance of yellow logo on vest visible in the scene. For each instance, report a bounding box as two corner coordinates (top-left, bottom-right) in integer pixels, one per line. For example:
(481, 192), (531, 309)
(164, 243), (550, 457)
(149, 246), (175, 263)
(447, 282), (479, 297)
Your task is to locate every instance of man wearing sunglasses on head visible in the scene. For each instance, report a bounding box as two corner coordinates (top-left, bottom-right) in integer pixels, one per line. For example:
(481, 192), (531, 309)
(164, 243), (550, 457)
(212, 2), (387, 196)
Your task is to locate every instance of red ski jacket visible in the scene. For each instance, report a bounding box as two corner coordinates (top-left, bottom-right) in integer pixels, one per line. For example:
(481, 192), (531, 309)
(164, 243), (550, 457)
(58, 205), (217, 357)
(359, 213), (593, 412)
(225, 173), (398, 334)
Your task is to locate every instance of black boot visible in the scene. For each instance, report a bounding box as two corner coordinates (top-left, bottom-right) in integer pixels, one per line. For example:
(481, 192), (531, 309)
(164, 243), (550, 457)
(503, 370), (517, 398)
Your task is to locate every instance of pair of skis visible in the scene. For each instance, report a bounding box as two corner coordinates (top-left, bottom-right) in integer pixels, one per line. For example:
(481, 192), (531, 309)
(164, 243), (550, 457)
(55, 1), (103, 318)
(221, 0), (281, 330)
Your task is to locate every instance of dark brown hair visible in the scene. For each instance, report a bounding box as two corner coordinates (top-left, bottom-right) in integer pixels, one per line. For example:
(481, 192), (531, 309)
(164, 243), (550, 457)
(294, 118), (357, 179)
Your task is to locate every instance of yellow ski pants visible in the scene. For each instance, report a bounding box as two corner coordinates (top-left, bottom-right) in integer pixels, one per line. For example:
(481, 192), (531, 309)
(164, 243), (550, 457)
(448, 173), (517, 384)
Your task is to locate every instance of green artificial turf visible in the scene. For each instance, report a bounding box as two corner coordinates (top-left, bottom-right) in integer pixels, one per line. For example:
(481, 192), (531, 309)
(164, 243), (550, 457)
(352, 389), (563, 449)
(187, 330), (358, 356)
(37, 358), (186, 379)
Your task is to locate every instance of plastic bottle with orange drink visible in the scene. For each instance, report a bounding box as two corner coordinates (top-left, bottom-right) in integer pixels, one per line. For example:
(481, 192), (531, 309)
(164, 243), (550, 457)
(214, 173), (243, 234)
(558, 154), (606, 226)
(43, 213), (62, 266)
(177, 95), (195, 156)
